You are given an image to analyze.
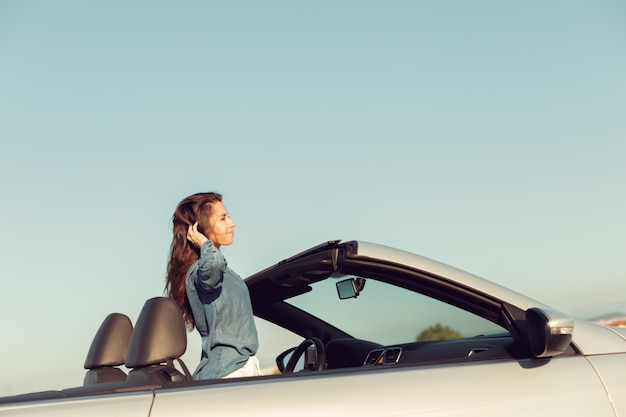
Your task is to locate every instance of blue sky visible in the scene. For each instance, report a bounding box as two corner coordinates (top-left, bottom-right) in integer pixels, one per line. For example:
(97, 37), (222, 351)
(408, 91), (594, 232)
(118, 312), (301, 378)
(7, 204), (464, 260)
(1, 1), (625, 395)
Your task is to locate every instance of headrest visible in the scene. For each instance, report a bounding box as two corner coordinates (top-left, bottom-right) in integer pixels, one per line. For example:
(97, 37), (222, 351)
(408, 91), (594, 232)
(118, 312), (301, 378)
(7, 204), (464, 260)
(84, 313), (133, 369)
(125, 297), (187, 369)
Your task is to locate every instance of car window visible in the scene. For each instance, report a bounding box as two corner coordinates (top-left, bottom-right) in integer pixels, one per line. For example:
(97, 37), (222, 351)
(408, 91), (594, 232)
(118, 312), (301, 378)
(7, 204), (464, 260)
(286, 276), (507, 346)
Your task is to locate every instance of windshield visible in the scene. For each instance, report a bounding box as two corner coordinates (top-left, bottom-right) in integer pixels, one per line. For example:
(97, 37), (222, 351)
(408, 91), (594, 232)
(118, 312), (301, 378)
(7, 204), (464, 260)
(286, 275), (507, 345)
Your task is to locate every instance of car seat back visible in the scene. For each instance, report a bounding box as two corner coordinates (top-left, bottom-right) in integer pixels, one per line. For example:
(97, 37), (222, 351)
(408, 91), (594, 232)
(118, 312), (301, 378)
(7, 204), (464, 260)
(125, 297), (192, 384)
(83, 313), (133, 385)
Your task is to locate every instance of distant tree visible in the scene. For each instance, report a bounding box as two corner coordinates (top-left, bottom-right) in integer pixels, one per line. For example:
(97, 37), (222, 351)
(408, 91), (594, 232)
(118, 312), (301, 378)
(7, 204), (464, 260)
(417, 323), (463, 341)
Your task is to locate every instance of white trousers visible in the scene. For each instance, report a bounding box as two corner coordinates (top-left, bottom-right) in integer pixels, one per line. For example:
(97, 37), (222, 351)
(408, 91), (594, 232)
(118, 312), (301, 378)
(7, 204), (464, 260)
(223, 355), (263, 378)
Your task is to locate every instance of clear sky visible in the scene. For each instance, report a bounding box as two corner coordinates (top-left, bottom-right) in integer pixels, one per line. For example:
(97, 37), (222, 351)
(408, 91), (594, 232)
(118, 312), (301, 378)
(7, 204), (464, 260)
(1, 1), (625, 396)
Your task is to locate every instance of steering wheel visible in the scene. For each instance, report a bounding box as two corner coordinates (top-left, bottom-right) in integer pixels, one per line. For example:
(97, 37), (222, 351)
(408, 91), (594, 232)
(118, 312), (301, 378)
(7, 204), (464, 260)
(283, 337), (326, 373)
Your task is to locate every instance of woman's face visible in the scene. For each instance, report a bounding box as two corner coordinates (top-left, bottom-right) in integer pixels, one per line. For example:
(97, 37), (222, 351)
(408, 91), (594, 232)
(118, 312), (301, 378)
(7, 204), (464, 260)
(206, 201), (236, 247)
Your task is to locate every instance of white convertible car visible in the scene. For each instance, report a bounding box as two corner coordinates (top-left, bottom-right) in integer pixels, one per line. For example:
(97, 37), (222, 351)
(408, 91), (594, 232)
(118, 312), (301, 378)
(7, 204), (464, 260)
(2, 240), (626, 416)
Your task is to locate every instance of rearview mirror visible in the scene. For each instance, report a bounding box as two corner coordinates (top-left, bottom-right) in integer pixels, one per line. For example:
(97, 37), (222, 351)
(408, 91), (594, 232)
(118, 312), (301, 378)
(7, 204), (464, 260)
(336, 278), (366, 299)
(525, 307), (574, 358)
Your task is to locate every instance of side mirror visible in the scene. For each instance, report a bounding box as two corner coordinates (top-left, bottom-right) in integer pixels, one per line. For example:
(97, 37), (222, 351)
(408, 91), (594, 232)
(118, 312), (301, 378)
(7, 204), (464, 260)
(336, 278), (366, 299)
(525, 307), (574, 358)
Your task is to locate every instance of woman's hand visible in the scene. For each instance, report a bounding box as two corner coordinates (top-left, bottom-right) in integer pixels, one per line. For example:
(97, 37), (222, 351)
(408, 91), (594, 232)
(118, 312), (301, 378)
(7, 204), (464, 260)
(187, 222), (209, 248)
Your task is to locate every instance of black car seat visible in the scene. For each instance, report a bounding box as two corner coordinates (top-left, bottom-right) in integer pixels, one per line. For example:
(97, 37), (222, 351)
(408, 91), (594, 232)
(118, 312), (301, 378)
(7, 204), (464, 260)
(125, 297), (193, 384)
(83, 313), (133, 385)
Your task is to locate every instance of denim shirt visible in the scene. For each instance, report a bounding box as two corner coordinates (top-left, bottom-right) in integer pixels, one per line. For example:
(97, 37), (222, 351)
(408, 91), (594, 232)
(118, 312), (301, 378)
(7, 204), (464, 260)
(185, 240), (259, 379)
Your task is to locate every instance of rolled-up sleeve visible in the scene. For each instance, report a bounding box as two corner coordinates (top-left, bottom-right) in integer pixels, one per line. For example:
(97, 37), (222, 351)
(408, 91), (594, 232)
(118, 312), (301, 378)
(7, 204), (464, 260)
(193, 240), (227, 293)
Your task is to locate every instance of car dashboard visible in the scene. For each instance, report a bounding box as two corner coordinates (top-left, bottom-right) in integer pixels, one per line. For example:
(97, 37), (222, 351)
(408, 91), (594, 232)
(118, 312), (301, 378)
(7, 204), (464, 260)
(324, 333), (527, 371)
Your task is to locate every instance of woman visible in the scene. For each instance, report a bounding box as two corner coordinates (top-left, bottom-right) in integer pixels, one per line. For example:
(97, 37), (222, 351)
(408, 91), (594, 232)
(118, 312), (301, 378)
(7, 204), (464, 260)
(165, 192), (261, 379)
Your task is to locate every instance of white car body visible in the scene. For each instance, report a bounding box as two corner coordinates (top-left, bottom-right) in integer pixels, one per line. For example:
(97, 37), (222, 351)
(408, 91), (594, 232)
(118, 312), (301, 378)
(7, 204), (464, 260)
(2, 240), (625, 416)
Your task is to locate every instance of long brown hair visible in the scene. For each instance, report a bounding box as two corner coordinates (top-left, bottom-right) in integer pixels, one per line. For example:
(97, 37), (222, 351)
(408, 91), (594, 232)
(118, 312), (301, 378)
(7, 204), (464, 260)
(165, 192), (222, 330)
